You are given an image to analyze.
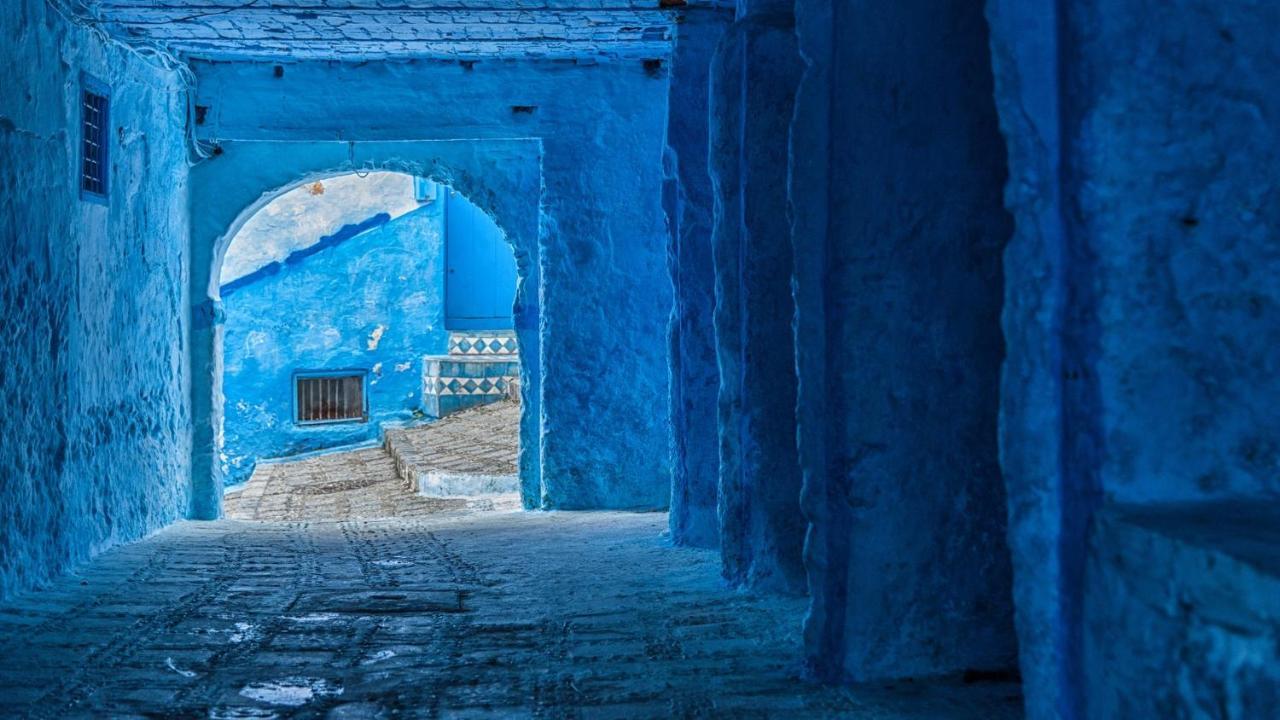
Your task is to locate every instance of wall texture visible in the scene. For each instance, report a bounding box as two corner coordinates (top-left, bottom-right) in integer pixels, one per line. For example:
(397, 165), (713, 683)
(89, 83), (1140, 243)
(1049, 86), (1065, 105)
(0, 0), (191, 599)
(707, 4), (806, 593)
(988, 0), (1280, 716)
(221, 204), (447, 485)
(664, 6), (731, 549)
(190, 59), (672, 512)
(791, 0), (1017, 681)
(1084, 503), (1280, 720)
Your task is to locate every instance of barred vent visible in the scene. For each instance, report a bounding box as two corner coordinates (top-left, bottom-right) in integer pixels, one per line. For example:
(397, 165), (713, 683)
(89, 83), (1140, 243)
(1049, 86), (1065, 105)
(296, 374), (366, 424)
(81, 86), (109, 198)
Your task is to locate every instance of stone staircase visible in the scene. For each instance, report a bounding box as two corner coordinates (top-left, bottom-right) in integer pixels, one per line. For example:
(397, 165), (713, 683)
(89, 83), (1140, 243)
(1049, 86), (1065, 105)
(421, 331), (520, 419)
(384, 401), (520, 498)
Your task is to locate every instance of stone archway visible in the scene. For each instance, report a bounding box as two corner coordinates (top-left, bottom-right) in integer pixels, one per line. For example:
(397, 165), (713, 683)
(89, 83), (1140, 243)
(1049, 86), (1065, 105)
(187, 139), (544, 518)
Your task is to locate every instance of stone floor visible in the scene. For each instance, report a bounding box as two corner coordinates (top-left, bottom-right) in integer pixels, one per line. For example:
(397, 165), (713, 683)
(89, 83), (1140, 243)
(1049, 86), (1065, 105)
(0, 512), (1023, 718)
(1, 402), (1022, 718)
(225, 402), (521, 521)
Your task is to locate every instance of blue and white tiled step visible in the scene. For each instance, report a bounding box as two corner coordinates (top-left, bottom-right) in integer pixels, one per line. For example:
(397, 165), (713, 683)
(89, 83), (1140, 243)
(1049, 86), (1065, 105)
(448, 332), (518, 356)
(422, 331), (520, 418)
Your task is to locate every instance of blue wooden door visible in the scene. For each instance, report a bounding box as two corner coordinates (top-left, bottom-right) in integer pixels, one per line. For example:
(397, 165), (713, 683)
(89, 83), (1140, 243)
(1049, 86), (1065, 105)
(445, 190), (517, 330)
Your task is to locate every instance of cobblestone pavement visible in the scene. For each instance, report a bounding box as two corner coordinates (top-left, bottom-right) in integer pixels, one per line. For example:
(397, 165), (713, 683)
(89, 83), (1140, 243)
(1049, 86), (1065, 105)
(225, 402), (521, 521)
(0, 512), (1023, 718)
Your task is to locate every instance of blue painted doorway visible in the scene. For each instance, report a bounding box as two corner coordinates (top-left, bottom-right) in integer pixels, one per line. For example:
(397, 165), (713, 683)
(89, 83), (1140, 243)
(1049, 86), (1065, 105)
(445, 188), (517, 330)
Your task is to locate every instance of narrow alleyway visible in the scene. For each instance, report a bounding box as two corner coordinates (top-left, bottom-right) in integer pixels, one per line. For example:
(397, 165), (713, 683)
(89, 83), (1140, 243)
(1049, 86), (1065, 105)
(0, 403), (1021, 717)
(0, 512), (1021, 718)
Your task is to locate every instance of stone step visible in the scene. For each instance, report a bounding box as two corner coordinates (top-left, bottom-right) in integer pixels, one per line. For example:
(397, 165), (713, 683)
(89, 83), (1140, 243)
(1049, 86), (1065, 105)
(422, 354), (520, 419)
(384, 402), (521, 498)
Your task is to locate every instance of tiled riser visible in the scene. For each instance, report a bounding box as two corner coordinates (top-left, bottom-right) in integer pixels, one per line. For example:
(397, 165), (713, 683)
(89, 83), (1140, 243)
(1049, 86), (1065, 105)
(422, 332), (520, 419)
(448, 333), (519, 356)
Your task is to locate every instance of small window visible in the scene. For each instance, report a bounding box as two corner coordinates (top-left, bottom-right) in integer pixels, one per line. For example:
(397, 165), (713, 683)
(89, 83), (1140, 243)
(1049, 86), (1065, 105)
(80, 77), (109, 200)
(295, 372), (367, 425)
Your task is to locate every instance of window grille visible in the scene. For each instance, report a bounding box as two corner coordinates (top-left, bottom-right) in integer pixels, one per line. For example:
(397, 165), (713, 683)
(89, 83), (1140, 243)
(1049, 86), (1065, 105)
(295, 373), (367, 424)
(80, 81), (109, 199)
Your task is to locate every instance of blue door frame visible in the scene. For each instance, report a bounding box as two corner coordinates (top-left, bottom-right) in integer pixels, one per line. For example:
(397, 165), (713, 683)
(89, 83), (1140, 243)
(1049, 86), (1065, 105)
(444, 189), (517, 331)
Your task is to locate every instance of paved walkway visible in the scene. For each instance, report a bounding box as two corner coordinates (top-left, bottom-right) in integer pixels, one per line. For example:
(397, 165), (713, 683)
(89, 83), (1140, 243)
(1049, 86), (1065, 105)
(224, 402), (521, 521)
(0, 512), (1022, 718)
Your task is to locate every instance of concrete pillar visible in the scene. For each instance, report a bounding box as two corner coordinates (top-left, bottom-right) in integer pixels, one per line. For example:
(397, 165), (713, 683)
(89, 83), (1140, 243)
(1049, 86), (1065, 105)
(707, 1), (806, 592)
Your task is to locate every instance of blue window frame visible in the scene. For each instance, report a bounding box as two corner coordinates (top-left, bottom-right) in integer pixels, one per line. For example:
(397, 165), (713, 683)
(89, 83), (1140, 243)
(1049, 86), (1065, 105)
(80, 75), (110, 202)
(293, 370), (368, 425)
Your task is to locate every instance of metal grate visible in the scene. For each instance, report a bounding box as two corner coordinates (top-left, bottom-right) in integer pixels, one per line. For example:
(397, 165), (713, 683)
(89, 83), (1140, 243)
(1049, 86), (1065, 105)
(295, 373), (366, 424)
(81, 85), (109, 198)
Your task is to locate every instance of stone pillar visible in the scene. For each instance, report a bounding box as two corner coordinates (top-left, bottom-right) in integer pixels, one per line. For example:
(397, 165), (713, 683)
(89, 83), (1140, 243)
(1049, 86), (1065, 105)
(790, 0), (1017, 681)
(707, 0), (806, 592)
(664, 6), (732, 548)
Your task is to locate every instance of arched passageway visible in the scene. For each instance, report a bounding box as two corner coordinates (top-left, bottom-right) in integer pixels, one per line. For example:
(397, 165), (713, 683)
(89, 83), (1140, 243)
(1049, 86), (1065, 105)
(187, 142), (546, 517)
(212, 171), (523, 518)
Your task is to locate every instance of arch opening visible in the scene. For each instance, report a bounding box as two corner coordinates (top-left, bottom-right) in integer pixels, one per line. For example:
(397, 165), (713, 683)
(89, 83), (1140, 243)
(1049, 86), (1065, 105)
(190, 150), (540, 519)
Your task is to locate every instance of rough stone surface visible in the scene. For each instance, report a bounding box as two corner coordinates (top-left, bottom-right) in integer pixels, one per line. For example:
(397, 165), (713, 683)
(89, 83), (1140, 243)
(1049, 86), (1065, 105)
(789, 0), (1017, 681)
(224, 447), (489, 521)
(1084, 503), (1280, 719)
(986, 2), (1280, 716)
(87, 0), (679, 61)
(663, 6), (731, 549)
(984, 1), (1083, 716)
(707, 8), (806, 594)
(0, 511), (1023, 718)
(226, 401), (520, 520)
(221, 199), (449, 485)
(0, 0), (192, 600)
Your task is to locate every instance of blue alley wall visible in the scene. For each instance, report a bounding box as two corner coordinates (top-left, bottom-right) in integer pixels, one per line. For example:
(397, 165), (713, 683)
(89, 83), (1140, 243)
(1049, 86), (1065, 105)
(988, 1), (1280, 716)
(786, 0), (1016, 682)
(220, 202), (453, 485)
(190, 59), (672, 513)
(0, 0), (192, 600)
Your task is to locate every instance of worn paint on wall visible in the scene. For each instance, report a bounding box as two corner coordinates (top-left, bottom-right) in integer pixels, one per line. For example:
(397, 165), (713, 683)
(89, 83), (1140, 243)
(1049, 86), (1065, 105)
(220, 189), (448, 485)
(0, 0), (191, 599)
(222, 172), (420, 283)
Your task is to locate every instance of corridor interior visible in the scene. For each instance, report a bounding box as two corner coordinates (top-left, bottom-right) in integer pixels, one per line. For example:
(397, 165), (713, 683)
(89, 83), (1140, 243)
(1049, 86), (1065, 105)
(4, 0), (1280, 718)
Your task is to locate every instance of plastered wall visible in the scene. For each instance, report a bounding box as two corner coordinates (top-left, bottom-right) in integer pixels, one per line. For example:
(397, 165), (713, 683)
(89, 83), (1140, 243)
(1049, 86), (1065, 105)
(0, 0), (192, 599)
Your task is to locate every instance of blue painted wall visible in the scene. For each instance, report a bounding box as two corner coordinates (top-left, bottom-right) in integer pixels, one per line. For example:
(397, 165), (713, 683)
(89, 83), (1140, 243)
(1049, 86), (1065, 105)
(708, 3), (807, 595)
(220, 200), (447, 485)
(988, 1), (1280, 716)
(0, 0), (192, 600)
(786, 0), (1016, 683)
